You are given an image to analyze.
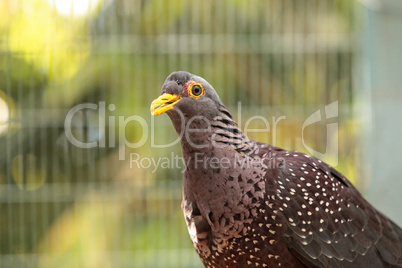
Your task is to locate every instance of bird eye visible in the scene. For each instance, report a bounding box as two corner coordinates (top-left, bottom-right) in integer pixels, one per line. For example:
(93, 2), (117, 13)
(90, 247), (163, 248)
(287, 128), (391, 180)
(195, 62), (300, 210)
(183, 81), (204, 99)
(191, 85), (202, 96)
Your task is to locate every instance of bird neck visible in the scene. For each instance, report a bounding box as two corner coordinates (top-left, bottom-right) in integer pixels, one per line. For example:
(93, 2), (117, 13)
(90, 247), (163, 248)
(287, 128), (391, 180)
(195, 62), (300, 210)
(177, 105), (258, 171)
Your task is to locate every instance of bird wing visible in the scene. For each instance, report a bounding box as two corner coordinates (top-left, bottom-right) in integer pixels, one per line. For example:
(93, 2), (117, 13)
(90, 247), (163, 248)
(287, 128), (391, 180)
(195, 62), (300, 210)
(262, 151), (402, 268)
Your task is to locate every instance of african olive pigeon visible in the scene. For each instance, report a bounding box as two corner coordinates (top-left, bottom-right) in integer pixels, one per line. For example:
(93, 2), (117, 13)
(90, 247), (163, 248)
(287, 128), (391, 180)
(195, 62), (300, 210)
(150, 71), (402, 268)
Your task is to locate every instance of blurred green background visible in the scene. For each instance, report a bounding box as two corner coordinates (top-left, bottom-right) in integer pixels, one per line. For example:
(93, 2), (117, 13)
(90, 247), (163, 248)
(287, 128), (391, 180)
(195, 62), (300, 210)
(0, 0), (401, 267)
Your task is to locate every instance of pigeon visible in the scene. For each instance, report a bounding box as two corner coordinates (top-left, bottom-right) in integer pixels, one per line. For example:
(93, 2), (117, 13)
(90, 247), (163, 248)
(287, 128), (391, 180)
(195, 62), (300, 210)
(150, 71), (402, 268)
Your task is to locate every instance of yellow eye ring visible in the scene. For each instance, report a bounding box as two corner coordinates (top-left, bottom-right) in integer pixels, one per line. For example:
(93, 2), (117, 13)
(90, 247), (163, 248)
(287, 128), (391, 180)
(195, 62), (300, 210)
(184, 82), (205, 99)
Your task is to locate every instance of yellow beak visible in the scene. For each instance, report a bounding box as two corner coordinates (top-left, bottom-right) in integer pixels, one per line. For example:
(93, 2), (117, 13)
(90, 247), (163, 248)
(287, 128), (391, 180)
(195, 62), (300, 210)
(150, 93), (182, 116)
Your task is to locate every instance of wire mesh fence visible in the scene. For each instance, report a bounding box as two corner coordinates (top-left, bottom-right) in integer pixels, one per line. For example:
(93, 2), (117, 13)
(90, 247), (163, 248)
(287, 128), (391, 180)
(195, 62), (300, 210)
(0, 0), (365, 267)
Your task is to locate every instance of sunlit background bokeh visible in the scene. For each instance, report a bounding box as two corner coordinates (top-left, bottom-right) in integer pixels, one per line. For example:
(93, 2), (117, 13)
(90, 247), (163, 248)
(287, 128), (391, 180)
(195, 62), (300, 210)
(1, 0), (401, 267)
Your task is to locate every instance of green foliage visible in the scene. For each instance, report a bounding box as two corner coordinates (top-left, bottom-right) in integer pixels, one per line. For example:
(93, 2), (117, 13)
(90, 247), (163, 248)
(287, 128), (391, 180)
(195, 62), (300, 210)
(0, 0), (362, 267)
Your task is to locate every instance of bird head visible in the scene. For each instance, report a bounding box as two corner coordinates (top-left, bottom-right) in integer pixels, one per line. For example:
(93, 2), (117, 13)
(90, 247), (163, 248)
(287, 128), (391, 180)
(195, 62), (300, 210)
(150, 71), (223, 117)
(150, 71), (228, 135)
